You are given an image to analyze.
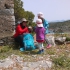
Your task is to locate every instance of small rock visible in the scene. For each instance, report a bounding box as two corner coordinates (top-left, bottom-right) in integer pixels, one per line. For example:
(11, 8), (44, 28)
(34, 67), (40, 70)
(22, 67), (29, 70)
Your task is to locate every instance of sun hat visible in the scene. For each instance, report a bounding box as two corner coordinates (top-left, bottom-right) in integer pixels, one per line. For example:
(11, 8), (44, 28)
(37, 12), (44, 18)
(36, 19), (43, 27)
(21, 18), (28, 23)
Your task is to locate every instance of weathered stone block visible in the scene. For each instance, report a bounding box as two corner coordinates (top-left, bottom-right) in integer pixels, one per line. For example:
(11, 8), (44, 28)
(0, 36), (14, 46)
(5, 0), (14, 4)
(0, 21), (15, 38)
(0, 9), (14, 16)
(0, 0), (6, 9)
(0, 0), (14, 9)
(0, 15), (15, 22)
(5, 4), (14, 9)
(0, 0), (15, 38)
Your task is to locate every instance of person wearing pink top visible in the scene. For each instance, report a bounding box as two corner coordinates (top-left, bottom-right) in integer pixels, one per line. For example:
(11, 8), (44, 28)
(35, 19), (45, 54)
(37, 12), (51, 49)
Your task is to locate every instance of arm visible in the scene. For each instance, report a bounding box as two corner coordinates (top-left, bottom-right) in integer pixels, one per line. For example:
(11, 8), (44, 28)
(16, 25), (28, 34)
(35, 27), (37, 33)
(28, 26), (33, 33)
(13, 25), (29, 37)
(43, 19), (49, 29)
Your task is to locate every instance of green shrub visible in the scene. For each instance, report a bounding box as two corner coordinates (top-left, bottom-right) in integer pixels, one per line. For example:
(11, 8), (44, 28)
(66, 37), (70, 41)
(0, 46), (10, 53)
(52, 55), (70, 69)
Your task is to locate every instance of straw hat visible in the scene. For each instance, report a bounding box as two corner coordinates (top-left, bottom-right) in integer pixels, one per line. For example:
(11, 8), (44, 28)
(21, 18), (28, 23)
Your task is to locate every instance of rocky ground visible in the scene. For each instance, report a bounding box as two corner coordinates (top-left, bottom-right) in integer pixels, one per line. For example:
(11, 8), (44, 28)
(0, 54), (52, 70)
(0, 34), (70, 70)
(0, 44), (70, 70)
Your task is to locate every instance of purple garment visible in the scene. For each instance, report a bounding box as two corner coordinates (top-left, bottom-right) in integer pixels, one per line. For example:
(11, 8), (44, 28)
(35, 27), (45, 40)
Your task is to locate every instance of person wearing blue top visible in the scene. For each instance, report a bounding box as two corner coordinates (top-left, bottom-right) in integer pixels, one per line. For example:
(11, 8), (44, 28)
(37, 12), (51, 48)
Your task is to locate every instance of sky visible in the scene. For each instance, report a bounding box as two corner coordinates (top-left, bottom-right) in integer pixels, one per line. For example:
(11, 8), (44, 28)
(22, 0), (70, 22)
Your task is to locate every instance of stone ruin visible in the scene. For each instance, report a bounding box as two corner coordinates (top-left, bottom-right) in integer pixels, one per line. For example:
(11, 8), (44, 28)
(0, 0), (15, 45)
(0, 0), (68, 46)
(0, 0), (15, 38)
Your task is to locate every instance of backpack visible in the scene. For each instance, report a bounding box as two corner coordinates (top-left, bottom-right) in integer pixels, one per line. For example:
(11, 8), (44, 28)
(23, 33), (35, 51)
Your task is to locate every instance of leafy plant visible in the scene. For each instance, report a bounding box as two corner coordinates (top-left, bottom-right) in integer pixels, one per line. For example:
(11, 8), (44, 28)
(52, 54), (70, 69)
(66, 37), (70, 41)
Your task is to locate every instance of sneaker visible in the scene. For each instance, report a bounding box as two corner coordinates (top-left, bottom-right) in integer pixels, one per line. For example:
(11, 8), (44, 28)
(20, 48), (25, 52)
(37, 49), (44, 54)
(42, 49), (44, 52)
(46, 44), (51, 49)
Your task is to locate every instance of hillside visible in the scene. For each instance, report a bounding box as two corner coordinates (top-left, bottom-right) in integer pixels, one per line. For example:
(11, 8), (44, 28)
(49, 20), (70, 33)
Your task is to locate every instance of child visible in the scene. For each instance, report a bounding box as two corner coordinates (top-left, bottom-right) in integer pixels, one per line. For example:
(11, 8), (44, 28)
(37, 12), (51, 49)
(35, 19), (45, 54)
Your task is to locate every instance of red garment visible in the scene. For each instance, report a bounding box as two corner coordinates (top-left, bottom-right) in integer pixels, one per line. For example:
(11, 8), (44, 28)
(13, 24), (29, 38)
(36, 40), (44, 43)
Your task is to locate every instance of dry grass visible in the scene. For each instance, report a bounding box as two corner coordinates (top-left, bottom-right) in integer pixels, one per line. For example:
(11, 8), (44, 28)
(0, 33), (70, 70)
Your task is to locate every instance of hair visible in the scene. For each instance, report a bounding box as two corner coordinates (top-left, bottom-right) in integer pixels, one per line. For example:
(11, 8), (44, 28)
(20, 21), (28, 28)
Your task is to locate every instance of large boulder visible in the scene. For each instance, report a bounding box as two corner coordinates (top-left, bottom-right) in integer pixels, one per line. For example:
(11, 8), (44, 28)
(55, 37), (66, 44)
(45, 34), (56, 46)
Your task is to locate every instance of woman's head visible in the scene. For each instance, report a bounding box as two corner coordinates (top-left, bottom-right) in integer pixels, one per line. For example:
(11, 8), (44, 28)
(20, 18), (28, 26)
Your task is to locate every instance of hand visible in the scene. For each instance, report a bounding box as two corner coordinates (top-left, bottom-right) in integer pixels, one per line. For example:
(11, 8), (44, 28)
(28, 26), (33, 32)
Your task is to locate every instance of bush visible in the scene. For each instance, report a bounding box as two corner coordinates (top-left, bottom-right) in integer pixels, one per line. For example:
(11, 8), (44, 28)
(52, 55), (70, 69)
(66, 37), (70, 41)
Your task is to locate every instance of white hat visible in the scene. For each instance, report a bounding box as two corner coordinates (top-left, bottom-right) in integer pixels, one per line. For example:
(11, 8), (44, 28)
(36, 19), (43, 27)
(37, 12), (44, 18)
(21, 18), (28, 23)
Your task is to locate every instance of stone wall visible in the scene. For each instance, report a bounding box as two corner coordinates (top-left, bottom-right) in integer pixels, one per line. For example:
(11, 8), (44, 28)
(0, 0), (15, 38)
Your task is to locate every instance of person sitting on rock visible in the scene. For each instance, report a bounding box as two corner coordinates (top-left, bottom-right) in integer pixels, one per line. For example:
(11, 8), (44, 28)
(13, 18), (30, 51)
